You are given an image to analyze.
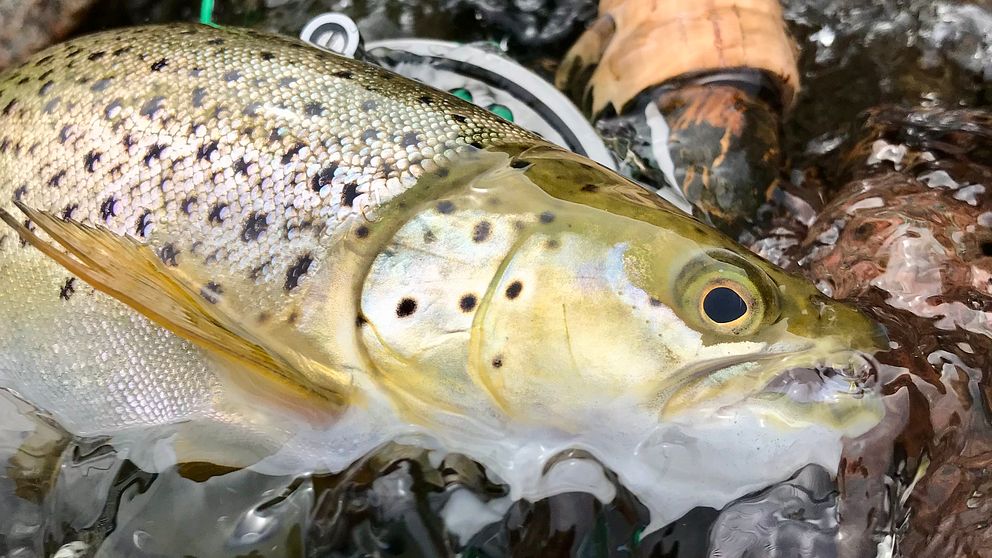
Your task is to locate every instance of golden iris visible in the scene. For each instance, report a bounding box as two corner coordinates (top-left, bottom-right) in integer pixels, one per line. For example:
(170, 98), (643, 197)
(675, 250), (780, 336)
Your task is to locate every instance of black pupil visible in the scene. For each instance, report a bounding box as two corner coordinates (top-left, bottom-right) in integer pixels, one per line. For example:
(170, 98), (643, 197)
(702, 287), (748, 324)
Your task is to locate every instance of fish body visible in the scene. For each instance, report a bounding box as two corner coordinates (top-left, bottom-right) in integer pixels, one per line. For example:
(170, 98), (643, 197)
(0, 24), (885, 529)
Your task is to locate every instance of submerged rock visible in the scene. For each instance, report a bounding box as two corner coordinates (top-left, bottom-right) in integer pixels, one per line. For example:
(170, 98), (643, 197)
(0, 0), (96, 71)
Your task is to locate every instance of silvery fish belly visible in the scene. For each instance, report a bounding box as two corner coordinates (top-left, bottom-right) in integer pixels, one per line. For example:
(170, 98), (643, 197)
(0, 24), (888, 530)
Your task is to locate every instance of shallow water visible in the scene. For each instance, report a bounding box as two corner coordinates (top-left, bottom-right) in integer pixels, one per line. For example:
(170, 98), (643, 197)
(2, 1), (992, 557)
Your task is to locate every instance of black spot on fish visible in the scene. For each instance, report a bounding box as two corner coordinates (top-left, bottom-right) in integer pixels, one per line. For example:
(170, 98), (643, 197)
(287, 310), (300, 325)
(581, 184), (598, 192)
(341, 182), (360, 207)
(87, 51), (106, 61)
(189, 68), (203, 78)
(200, 282), (223, 304)
(304, 102), (324, 117)
(206, 38), (225, 45)
(42, 97), (59, 113)
(396, 298), (417, 318)
(249, 261), (270, 281)
(144, 144), (165, 166)
(150, 58), (168, 71)
(281, 142), (304, 165)
(58, 125), (72, 143)
(234, 157), (249, 175)
(19, 220), (33, 247)
(104, 99), (121, 119)
(91, 78), (112, 92)
(257, 312), (270, 324)
(333, 70), (353, 79)
(452, 114), (467, 123)
(208, 203), (228, 224)
(122, 134), (135, 150)
(191, 87), (206, 107)
(418, 95), (433, 105)
(59, 278), (76, 301)
(197, 140), (219, 161)
(469, 140), (483, 149)
(99, 196), (117, 220)
(112, 46), (130, 56)
(269, 128), (284, 142)
(310, 164), (337, 193)
(159, 243), (179, 266)
(460, 294), (477, 312)
(436, 200), (455, 214)
(510, 159), (530, 169)
(492, 356), (503, 368)
(38, 81), (54, 96)
(38, 69), (53, 81)
(61, 203), (77, 220)
(66, 47), (83, 58)
(649, 297), (662, 307)
(284, 253), (314, 291)
(2, 99), (18, 116)
(35, 55), (54, 66)
(539, 211), (555, 224)
(260, 51), (275, 61)
(223, 70), (241, 82)
(506, 281), (522, 299)
(362, 128), (379, 141)
(355, 225), (370, 238)
(16, 76), (29, 85)
(242, 102), (261, 117)
(136, 210), (153, 236)
(423, 230), (437, 243)
(401, 132), (420, 147)
(472, 221), (491, 242)
(139, 96), (165, 119)
(48, 170), (66, 188)
(241, 212), (268, 241)
(361, 99), (377, 111)
(545, 239), (560, 250)
(84, 151), (101, 172)
(13, 185), (27, 201)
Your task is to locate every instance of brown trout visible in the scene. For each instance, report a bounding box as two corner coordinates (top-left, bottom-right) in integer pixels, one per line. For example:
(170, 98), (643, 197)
(0, 24), (886, 529)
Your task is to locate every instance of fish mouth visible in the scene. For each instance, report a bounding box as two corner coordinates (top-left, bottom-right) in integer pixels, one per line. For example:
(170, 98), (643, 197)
(654, 345), (880, 419)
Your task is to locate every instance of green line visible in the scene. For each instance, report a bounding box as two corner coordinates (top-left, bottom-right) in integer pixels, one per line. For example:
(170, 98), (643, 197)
(199, 0), (216, 26)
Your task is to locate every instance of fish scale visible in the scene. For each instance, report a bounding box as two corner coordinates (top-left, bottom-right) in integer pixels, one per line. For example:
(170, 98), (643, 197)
(0, 24), (534, 322)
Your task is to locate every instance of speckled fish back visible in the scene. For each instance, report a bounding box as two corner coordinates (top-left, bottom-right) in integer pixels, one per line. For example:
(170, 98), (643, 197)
(0, 23), (538, 320)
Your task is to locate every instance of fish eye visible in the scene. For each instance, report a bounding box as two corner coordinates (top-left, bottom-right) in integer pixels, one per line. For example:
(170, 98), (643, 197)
(701, 284), (750, 325)
(674, 250), (780, 337)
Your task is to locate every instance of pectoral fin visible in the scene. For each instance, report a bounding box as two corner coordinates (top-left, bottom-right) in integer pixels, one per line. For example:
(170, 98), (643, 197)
(0, 201), (353, 422)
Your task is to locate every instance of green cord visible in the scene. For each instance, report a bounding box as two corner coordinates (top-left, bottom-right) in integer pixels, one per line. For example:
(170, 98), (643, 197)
(199, 0), (217, 26)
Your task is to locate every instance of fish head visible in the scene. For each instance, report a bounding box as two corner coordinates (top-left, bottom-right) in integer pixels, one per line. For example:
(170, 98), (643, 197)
(358, 146), (886, 435)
